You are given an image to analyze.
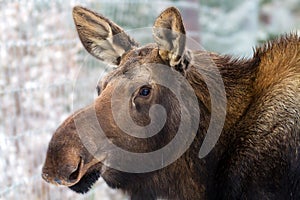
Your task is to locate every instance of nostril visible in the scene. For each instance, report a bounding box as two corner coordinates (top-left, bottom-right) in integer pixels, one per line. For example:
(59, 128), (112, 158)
(54, 177), (62, 185)
(68, 158), (82, 183)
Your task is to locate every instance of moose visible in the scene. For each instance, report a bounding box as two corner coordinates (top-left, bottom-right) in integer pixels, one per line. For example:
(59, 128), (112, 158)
(42, 6), (300, 200)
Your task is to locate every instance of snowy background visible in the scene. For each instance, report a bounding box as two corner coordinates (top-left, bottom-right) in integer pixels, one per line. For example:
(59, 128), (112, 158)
(0, 0), (299, 199)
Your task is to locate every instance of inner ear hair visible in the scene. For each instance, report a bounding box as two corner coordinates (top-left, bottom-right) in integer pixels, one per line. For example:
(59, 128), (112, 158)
(174, 51), (192, 74)
(152, 7), (186, 68)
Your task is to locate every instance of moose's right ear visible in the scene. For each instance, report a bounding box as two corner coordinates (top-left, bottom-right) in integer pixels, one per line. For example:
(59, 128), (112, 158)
(73, 6), (138, 65)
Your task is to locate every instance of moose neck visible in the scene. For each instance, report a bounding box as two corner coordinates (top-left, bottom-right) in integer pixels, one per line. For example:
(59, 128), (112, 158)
(184, 50), (261, 179)
(173, 51), (261, 199)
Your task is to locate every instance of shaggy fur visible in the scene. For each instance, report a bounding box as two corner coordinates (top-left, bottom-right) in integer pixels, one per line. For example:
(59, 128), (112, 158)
(42, 6), (300, 200)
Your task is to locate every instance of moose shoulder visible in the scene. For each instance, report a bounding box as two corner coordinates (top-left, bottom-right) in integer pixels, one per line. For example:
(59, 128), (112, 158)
(42, 6), (300, 200)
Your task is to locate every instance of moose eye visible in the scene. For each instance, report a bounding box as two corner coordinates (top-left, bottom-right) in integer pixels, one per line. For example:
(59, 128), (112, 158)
(139, 87), (151, 97)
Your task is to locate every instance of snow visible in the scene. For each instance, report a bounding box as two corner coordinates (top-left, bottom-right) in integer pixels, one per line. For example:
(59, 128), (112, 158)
(0, 1), (125, 199)
(199, 0), (300, 57)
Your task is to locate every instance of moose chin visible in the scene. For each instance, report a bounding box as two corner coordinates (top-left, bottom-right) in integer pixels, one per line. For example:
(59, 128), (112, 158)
(42, 6), (300, 200)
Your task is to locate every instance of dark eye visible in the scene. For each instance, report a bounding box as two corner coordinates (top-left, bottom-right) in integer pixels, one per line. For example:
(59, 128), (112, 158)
(139, 87), (151, 97)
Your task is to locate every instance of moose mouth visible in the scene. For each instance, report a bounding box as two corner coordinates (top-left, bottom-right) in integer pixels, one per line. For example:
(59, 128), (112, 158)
(68, 162), (102, 194)
(69, 169), (101, 193)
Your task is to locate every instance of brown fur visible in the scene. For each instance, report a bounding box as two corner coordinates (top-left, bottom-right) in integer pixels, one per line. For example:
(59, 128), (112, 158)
(42, 6), (300, 200)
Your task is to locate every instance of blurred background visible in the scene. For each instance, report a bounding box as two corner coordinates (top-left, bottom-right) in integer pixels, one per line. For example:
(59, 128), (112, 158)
(0, 0), (299, 199)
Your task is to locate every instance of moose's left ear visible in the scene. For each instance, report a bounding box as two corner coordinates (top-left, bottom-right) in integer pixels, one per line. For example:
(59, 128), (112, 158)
(153, 7), (186, 67)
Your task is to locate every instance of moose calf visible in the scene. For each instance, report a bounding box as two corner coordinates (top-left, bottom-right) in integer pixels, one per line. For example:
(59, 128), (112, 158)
(42, 6), (300, 200)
